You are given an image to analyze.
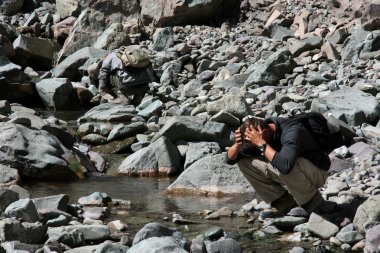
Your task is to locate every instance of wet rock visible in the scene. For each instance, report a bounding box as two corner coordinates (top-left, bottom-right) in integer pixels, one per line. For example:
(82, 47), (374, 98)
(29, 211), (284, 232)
(78, 192), (112, 206)
(311, 87), (380, 126)
(206, 238), (242, 253)
(205, 226), (224, 240)
(82, 133), (107, 145)
(184, 142), (221, 169)
(0, 164), (20, 186)
(47, 225), (110, 242)
(153, 27), (174, 51)
(88, 151), (106, 172)
(365, 224), (380, 253)
(78, 103), (136, 122)
(166, 154), (254, 195)
(83, 207), (110, 220)
(52, 47), (107, 81)
(354, 195), (380, 233)
(93, 23), (131, 50)
(36, 78), (80, 110)
(118, 136), (181, 176)
(0, 123), (77, 180)
(206, 95), (252, 119)
(244, 48), (296, 87)
(267, 216), (307, 231)
(0, 218), (45, 244)
(12, 35), (56, 70)
(205, 207), (233, 219)
(307, 213), (339, 239)
(32, 194), (69, 212)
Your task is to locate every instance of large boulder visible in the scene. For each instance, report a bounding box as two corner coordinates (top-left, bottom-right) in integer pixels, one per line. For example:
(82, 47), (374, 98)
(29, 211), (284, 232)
(12, 35), (57, 70)
(311, 87), (380, 126)
(140, 0), (238, 26)
(0, 218), (45, 244)
(206, 95), (252, 119)
(0, 122), (77, 180)
(4, 198), (40, 223)
(32, 194), (69, 211)
(56, 0), (81, 19)
(52, 47), (107, 81)
(118, 136), (181, 176)
(0, 62), (24, 83)
(184, 142), (221, 169)
(166, 154), (254, 195)
(93, 23), (131, 50)
(151, 116), (230, 147)
(0, 188), (19, 211)
(244, 49), (296, 87)
(78, 103), (136, 122)
(132, 222), (178, 245)
(0, 0), (24, 16)
(342, 28), (371, 62)
(0, 165), (20, 186)
(47, 225), (110, 242)
(36, 78), (80, 110)
(354, 195), (380, 233)
(365, 224), (380, 253)
(128, 236), (187, 253)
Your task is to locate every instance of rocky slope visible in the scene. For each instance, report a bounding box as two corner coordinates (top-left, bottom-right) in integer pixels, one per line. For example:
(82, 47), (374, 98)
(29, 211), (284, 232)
(0, 0), (380, 252)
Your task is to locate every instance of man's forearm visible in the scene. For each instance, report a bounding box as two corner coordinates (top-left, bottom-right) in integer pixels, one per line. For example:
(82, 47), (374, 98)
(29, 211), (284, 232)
(227, 143), (241, 161)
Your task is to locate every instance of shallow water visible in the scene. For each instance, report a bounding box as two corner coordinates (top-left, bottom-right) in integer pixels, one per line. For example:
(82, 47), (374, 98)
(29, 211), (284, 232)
(29, 110), (344, 252)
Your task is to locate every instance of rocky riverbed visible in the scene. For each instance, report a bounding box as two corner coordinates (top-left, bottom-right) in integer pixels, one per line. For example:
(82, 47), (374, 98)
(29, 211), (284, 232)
(1, 0), (380, 252)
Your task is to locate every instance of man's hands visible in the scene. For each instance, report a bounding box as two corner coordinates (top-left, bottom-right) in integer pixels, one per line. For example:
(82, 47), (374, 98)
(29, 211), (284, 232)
(234, 128), (243, 148)
(244, 125), (266, 148)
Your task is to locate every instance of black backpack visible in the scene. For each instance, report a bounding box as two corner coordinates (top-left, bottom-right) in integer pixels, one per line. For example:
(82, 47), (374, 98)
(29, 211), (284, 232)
(290, 112), (345, 154)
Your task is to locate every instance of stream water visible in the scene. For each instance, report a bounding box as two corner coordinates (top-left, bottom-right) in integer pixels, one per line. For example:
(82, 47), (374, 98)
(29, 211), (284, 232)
(26, 110), (343, 252)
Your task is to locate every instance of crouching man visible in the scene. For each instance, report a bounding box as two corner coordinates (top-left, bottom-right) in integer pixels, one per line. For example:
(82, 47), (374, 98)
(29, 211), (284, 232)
(97, 46), (157, 105)
(226, 116), (335, 218)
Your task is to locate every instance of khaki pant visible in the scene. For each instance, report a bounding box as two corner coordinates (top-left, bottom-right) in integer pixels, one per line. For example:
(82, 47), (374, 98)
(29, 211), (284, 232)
(238, 156), (328, 205)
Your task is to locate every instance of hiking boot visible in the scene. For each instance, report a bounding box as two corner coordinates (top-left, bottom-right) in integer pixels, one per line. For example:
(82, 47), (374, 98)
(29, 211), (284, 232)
(301, 192), (337, 214)
(259, 192), (297, 220)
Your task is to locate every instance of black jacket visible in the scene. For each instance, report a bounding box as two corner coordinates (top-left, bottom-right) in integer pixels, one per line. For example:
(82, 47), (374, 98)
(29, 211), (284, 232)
(226, 117), (331, 174)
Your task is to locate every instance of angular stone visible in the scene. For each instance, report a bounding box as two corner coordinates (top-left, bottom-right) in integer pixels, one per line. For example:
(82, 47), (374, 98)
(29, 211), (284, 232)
(0, 0), (24, 16)
(307, 213), (339, 239)
(0, 164), (20, 186)
(206, 238), (242, 253)
(311, 87), (380, 126)
(288, 36), (323, 57)
(365, 224), (380, 253)
(32, 194), (69, 212)
(244, 48), (296, 87)
(153, 27), (174, 51)
(4, 198), (39, 222)
(56, 0), (80, 19)
(107, 122), (146, 142)
(328, 28), (349, 44)
(206, 95), (252, 119)
(128, 236), (187, 253)
(342, 28), (371, 62)
(354, 195), (380, 233)
(0, 62), (24, 83)
(0, 218), (45, 244)
(0, 188), (19, 211)
(93, 23), (131, 50)
(184, 142), (221, 169)
(132, 222), (176, 245)
(78, 192), (112, 206)
(78, 103), (136, 122)
(267, 216), (307, 231)
(47, 225), (110, 242)
(12, 35), (56, 70)
(210, 110), (240, 127)
(0, 241), (40, 253)
(321, 41), (341, 60)
(166, 154), (254, 195)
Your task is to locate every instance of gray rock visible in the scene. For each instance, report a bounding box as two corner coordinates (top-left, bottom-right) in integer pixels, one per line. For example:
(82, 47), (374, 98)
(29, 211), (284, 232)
(93, 23), (131, 50)
(47, 225), (110, 242)
(0, 100), (11, 114)
(206, 95), (252, 119)
(132, 222), (176, 245)
(8, 185), (30, 199)
(0, 218), (45, 244)
(307, 213), (339, 239)
(0, 62), (24, 83)
(244, 48), (296, 87)
(166, 153), (254, 195)
(82, 134), (107, 145)
(64, 245), (98, 253)
(46, 214), (69, 227)
(160, 60), (182, 86)
(205, 226), (224, 240)
(152, 116), (229, 145)
(94, 241), (129, 253)
(0, 164), (19, 186)
(288, 36), (323, 57)
(209, 110), (240, 127)
(36, 78), (79, 110)
(78, 103), (136, 122)
(107, 122), (146, 142)
(0, 241), (40, 253)
(328, 28), (349, 45)
(32, 194), (69, 212)
(267, 216), (307, 231)
(56, 0), (80, 19)
(83, 207), (109, 220)
(128, 236), (187, 253)
(0, 0), (24, 16)
(4, 199), (39, 222)
(191, 236), (206, 253)
(206, 238), (242, 253)
(311, 87), (380, 126)
(271, 25), (294, 42)
(138, 100), (163, 118)
(184, 142), (221, 169)
(365, 224), (380, 253)
(354, 195), (380, 233)
(12, 35), (56, 70)
(342, 28), (371, 62)
(0, 124), (76, 179)
(78, 192), (112, 206)
(289, 247), (307, 253)
(52, 47), (107, 80)
(53, 228), (85, 248)
(118, 136), (181, 176)
(336, 224), (364, 244)
(153, 27), (174, 51)
(0, 188), (19, 211)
